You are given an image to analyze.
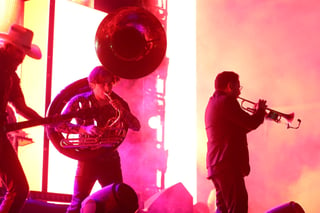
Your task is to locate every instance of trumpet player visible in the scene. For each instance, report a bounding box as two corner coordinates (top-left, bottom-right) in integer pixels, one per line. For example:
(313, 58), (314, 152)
(56, 66), (140, 213)
(205, 71), (267, 213)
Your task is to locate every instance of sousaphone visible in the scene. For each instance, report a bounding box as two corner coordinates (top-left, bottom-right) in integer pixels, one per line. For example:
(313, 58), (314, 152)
(46, 6), (167, 160)
(95, 6), (167, 79)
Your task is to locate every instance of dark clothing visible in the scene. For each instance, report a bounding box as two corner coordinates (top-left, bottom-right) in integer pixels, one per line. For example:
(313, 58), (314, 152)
(0, 27), (42, 212)
(58, 91), (129, 134)
(0, 135), (29, 213)
(59, 91), (129, 213)
(211, 168), (248, 213)
(205, 91), (265, 213)
(66, 152), (123, 213)
(0, 69), (28, 212)
(0, 73), (24, 117)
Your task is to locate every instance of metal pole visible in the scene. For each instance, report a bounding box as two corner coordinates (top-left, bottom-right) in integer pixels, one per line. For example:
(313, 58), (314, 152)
(42, 0), (55, 193)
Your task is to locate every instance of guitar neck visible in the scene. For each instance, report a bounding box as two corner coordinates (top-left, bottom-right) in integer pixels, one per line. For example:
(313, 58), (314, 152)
(5, 117), (53, 132)
(4, 108), (95, 133)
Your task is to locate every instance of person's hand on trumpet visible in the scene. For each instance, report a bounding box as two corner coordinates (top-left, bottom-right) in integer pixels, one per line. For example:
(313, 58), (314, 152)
(256, 99), (267, 113)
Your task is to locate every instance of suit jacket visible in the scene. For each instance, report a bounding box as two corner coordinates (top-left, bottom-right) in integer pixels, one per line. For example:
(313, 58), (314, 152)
(205, 91), (265, 178)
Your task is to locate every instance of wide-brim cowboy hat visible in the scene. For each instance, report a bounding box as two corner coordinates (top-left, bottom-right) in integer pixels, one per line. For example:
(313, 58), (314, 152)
(0, 24), (42, 59)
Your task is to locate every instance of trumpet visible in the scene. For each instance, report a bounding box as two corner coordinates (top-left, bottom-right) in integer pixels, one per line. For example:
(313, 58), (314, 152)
(238, 97), (301, 129)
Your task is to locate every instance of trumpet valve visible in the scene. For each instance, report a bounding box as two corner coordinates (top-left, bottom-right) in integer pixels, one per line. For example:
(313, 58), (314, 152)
(266, 111), (294, 123)
(266, 111), (281, 122)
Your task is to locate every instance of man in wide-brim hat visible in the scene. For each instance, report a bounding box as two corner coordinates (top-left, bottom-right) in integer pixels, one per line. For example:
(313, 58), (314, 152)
(0, 24), (43, 213)
(0, 24), (41, 59)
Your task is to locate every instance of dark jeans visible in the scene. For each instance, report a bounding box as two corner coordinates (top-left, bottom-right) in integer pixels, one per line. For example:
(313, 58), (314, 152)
(210, 170), (248, 213)
(0, 135), (29, 213)
(66, 151), (123, 213)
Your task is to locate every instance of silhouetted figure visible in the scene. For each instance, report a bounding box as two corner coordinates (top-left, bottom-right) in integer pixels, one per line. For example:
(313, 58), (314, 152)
(0, 24), (42, 213)
(205, 71), (266, 213)
(56, 66), (140, 213)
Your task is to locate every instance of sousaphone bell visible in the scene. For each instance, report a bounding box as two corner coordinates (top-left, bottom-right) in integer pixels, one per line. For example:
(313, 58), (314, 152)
(95, 6), (167, 79)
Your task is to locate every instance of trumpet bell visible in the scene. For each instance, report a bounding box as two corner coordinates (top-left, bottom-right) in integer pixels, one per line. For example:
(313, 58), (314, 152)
(95, 6), (167, 79)
(267, 111), (294, 123)
(283, 112), (294, 123)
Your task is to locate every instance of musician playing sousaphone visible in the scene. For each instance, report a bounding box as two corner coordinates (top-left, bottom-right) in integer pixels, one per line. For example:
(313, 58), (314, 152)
(55, 66), (140, 213)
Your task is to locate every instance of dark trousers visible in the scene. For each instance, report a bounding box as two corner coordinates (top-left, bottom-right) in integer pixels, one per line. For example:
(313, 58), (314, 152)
(66, 151), (123, 213)
(211, 170), (248, 213)
(0, 135), (29, 213)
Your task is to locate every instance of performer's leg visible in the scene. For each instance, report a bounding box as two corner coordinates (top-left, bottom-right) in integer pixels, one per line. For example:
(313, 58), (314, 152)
(212, 171), (248, 213)
(211, 178), (227, 213)
(98, 153), (123, 187)
(0, 137), (29, 213)
(67, 162), (96, 213)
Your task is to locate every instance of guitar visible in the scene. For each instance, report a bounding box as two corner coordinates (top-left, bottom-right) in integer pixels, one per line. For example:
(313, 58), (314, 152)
(3, 108), (95, 133)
